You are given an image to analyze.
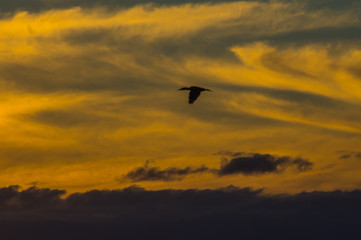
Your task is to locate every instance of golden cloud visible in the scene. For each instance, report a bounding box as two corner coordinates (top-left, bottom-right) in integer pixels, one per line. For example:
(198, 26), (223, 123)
(0, 1), (361, 193)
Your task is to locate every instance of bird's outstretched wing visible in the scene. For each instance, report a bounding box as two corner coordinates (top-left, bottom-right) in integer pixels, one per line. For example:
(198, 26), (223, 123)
(178, 87), (190, 91)
(189, 90), (201, 104)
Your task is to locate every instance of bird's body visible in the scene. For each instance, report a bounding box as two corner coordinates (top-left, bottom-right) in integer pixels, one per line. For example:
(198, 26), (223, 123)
(178, 86), (212, 104)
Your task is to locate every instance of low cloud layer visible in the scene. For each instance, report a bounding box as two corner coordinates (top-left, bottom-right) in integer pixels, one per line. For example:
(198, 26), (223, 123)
(122, 153), (313, 182)
(219, 153), (313, 175)
(123, 160), (210, 181)
(1, 185), (361, 239)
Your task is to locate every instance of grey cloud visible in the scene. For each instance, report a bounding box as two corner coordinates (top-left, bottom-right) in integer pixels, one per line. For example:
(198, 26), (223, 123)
(1, 185), (361, 239)
(62, 27), (241, 62)
(0, 185), (65, 211)
(292, 157), (314, 171)
(122, 161), (210, 182)
(347, 65), (361, 80)
(0, 58), (166, 93)
(0, 144), (86, 167)
(260, 52), (315, 78)
(338, 151), (361, 159)
(1, 0), (361, 138)
(212, 83), (361, 134)
(122, 153), (313, 182)
(262, 26), (361, 46)
(28, 109), (104, 127)
(25, 108), (123, 128)
(58, 5), (361, 62)
(218, 153), (313, 176)
(1, 1), (361, 96)
(1, 0), (360, 15)
(299, 0), (361, 11)
(0, 0), (263, 15)
(217, 83), (361, 118)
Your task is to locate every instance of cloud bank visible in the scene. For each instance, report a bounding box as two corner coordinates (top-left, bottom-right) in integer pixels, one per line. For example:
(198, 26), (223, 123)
(1, 185), (361, 239)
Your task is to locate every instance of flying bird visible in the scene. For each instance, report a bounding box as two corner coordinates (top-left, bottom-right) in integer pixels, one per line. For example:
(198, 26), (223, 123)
(178, 86), (212, 104)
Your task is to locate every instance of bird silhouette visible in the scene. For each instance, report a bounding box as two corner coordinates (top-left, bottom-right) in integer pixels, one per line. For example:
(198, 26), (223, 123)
(178, 86), (212, 104)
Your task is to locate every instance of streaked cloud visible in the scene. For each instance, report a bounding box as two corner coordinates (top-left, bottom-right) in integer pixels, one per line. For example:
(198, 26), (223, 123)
(0, 0), (361, 194)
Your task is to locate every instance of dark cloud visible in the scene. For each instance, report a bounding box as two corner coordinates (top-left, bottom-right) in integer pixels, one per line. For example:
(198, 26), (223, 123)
(1, 1), (360, 97)
(122, 161), (210, 182)
(218, 153), (313, 175)
(0, 58), (171, 93)
(122, 154), (313, 182)
(1, 0), (360, 15)
(292, 157), (314, 171)
(260, 52), (315, 78)
(300, 0), (361, 11)
(1, 185), (361, 239)
(0, 185), (65, 211)
(0, 0), (260, 15)
(263, 26), (361, 46)
(211, 83), (361, 134)
(338, 151), (361, 159)
(347, 65), (361, 80)
(59, 6), (361, 63)
(24, 108), (123, 129)
(27, 109), (105, 127)
(0, 144), (86, 167)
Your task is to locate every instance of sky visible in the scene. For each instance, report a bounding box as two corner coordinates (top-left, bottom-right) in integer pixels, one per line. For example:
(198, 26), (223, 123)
(1, 0), (361, 238)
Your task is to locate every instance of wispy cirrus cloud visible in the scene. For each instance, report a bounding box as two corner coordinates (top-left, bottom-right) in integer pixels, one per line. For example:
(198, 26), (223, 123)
(1, 0), (361, 193)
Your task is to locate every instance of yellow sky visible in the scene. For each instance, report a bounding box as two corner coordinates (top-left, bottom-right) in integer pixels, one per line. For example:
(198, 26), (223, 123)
(1, 1), (361, 194)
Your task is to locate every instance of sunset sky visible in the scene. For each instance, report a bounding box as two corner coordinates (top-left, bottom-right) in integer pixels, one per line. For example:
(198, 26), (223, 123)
(1, 1), (361, 238)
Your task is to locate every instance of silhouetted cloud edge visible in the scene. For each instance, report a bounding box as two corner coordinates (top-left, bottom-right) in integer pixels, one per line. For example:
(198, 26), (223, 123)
(218, 152), (313, 176)
(121, 160), (211, 182)
(120, 153), (313, 182)
(1, 185), (361, 239)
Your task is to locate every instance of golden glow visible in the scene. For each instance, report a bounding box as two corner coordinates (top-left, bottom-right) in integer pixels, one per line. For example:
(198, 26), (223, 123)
(1, 1), (361, 194)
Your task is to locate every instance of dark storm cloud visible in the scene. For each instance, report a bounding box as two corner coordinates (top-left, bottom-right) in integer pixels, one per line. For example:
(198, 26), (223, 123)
(122, 161), (210, 182)
(1, 185), (361, 239)
(218, 153), (313, 175)
(0, 185), (65, 211)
